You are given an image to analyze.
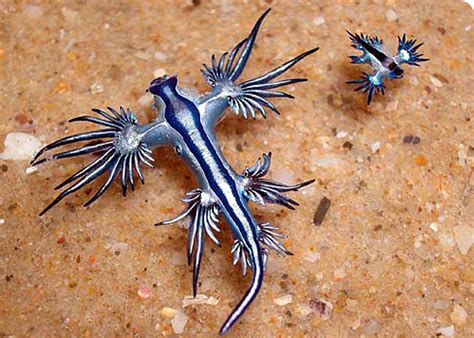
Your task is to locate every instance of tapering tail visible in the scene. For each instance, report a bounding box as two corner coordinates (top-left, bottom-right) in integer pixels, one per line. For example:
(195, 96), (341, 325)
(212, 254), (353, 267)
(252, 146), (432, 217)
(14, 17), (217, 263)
(219, 239), (264, 336)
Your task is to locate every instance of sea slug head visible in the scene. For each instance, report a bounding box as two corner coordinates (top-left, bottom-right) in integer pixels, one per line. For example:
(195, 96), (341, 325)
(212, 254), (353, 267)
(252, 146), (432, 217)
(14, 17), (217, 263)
(148, 75), (178, 96)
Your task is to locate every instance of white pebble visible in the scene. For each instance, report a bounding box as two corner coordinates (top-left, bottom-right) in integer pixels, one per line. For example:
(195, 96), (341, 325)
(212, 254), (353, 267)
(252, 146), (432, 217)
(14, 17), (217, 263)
(336, 131), (348, 138)
(25, 166), (38, 175)
(182, 294), (219, 307)
(90, 83), (104, 95)
(457, 144), (467, 167)
(385, 9), (398, 21)
(430, 75), (443, 87)
(171, 310), (188, 334)
(0, 133), (43, 161)
(436, 325), (455, 337)
(313, 16), (325, 26)
(371, 141), (381, 154)
(0, 219), (5, 225)
(429, 223), (439, 232)
(273, 294), (292, 306)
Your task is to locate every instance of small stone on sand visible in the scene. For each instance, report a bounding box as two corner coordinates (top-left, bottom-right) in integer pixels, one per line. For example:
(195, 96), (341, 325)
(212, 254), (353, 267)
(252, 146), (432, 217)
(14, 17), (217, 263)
(385, 9), (398, 21)
(436, 325), (455, 337)
(160, 307), (177, 319)
(274, 294), (293, 306)
(137, 286), (151, 299)
(170, 310), (188, 334)
(0, 133), (43, 161)
(450, 304), (468, 326)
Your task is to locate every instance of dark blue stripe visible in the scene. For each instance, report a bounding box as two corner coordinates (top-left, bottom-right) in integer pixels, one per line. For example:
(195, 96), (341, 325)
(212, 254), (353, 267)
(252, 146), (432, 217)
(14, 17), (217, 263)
(160, 87), (257, 241)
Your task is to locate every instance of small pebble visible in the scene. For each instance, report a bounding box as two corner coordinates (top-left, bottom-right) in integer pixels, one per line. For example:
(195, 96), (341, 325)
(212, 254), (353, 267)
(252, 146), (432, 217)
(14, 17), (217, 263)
(429, 222), (439, 232)
(182, 294), (219, 307)
(273, 294), (292, 306)
(457, 144), (467, 167)
(343, 141), (353, 150)
(160, 307), (177, 319)
(415, 155), (427, 166)
(351, 318), (361, 330)
(0, 219), (5, 225)
(54, 81), (70, 93)
(137, 286), (151, 299)
(385, 8), (398, 21)
(309, 298), (333, 320)
(170, 310), (188, 334)
(371, 141), (381, 154)
(430, 75), (443, 87)
(403, 135), (421, 144)
(436, 325), (455, 337)
(25, 166), (38, 174)
(450, 304), (468, 326)
(313, 16), (325, 26)
(0, 50), (5, 59)
(313, 196), (331, 226)
(90, 83), (104, 95)
(0, 133), (43, 161)
(336, 131), (348, 138)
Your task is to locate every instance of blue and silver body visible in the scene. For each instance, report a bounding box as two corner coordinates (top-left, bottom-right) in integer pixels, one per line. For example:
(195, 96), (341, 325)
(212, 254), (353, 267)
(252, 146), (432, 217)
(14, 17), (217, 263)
(31, 9), (317, 335)
(346, 31), (429, 104)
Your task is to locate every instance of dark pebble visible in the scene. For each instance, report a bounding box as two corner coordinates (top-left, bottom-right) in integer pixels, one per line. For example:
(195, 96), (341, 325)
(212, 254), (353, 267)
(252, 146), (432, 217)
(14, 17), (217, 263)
(403, 135), (421, 144)
(313, 196), (331, 226)
(343, 141), (353, 150)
